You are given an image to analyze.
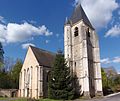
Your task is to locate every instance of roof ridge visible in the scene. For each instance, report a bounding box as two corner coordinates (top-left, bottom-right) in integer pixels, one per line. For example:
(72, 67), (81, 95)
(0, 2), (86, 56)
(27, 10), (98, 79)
(30, 45), (56, 56)
(29, 45), (56, 67)
(68, 4), (94, 29)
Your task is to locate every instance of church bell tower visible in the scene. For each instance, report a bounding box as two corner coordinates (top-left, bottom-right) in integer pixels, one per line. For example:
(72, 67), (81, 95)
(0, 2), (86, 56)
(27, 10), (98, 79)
(64, 4), (103, 97)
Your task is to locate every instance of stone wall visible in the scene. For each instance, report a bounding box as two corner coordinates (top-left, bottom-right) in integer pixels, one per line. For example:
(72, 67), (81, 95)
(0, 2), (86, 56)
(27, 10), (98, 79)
(0, 89), (18, 97)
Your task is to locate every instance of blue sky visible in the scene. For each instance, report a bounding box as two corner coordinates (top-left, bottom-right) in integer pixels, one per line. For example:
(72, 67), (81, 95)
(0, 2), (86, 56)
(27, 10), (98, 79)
(0, 0), (120, 72)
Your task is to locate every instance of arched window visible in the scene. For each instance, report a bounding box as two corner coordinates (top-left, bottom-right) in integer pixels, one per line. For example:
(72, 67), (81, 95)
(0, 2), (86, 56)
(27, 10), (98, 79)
(74, 27), (79, 37)
(27, 68), (30, 84)
(86, 28), (90, 37)
(75, 62), (76, 67)
(24, 69), (26, 84)
(46, 71), (50, 83)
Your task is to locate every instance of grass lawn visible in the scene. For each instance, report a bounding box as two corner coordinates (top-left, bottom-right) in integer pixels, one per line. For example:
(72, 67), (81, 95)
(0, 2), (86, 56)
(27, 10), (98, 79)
(0, 98), (64, 101)
(13, 98), (27, 101)
(39, 99), (63, 101)
(0, 97), (27, 101)
(0, 97), (8, 100)
(15, 98), (63, 101)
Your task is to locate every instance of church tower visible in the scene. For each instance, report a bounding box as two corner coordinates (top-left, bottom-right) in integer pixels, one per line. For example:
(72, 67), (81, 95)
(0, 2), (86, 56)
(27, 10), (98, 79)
(64, 4), (103, 97)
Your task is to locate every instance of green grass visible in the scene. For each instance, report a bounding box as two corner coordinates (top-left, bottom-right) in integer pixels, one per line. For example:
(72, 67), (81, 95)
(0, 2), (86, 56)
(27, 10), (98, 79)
(14, 98), (63, 101)
(39, 99), (63, 101)
(0, 97), (8, 100)
(0, 98), (64, 101)
(0, 97), (27, 101)
(13, 98), (27, 101)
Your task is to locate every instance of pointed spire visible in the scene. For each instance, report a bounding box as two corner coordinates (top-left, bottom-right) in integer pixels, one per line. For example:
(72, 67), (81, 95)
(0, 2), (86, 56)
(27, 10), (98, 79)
(65, 17), (71, 25)
(70, 4), (94, 29)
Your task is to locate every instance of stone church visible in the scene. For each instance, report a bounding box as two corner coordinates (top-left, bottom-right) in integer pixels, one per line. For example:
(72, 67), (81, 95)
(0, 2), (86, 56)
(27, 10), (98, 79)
(19, 4), (103, 99)
(19, 46), (55, 98)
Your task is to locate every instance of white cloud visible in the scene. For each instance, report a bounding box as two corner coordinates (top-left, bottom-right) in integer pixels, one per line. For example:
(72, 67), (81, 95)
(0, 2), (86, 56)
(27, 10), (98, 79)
(0, 16), (6, 24)
(105, 25), (120, 37)
(110, 17), (115, 26)
(56, 34), (59, 38)
(101, 58), (111, 64)
(45, 40), (49, 44)
(22, 43), (36, 49)
(113, 57), (120, 63)
(101, 56), (120, 64)
(118, 70), (120, 74)
(118, 10), (120, 16)
(74, 0), (119, 29)
(29, 20), (37, 24)
(0, 24), (7, 43)
(0, 22), (53, 43)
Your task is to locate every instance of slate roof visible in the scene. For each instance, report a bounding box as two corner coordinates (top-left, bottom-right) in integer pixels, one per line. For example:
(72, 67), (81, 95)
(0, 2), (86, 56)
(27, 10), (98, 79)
(30, 46), (56, 67)
(66, 4), (94, 29)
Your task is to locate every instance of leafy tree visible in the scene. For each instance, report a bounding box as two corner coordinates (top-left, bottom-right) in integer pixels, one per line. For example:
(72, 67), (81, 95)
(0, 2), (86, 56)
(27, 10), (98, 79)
(4, 56), (15, 71)
(0, 59), (22, 89)
(101, 68), (108, 88)
(0, 42), (23, 89)
(0, 42), (4, 69)
(0, 69), (12, 89)
(101, 68), (111, 95)
(48, 52), (75, 100)
(10, 59), (23, 88)
(114, 76), (120, 85)
(113, 75), (120, 92)
(101, 68), (120, 94)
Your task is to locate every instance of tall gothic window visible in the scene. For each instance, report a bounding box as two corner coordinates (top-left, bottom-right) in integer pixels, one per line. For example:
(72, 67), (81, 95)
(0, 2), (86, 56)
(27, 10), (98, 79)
(31, 66), (33, 84)
(86, 28), (90, 37)
(75, 62), (76, 67)
(46, 71), (50, 83)
(27, 68), (30, 84)
(24, 69), (26, 85)
(74, 27), (79, 37)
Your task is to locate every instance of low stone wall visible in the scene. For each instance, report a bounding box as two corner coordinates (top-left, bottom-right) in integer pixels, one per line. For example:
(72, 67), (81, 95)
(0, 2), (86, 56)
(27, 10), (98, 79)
(0, 89), (18, 97)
